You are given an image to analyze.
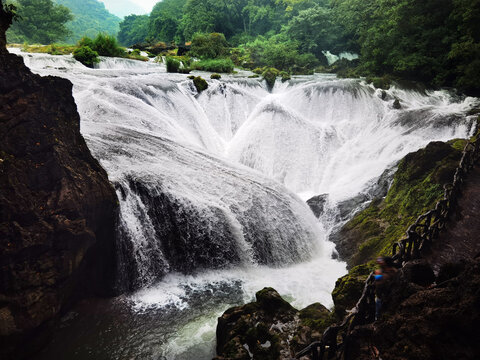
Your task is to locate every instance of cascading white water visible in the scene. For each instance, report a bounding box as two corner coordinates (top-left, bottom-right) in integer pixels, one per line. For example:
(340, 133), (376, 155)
(11, 49), (478, 360)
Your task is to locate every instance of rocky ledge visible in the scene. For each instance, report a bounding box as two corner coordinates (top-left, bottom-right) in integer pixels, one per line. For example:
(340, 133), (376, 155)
(215, 288), (334, 360)
(0, 6), (118, 359)
(348, 257), (480, 360)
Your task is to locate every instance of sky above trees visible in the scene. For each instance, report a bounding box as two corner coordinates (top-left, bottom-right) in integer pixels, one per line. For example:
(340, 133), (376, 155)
(100, 0), (157, 17)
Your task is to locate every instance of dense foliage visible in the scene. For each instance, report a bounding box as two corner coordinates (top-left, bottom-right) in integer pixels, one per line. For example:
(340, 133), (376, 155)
(114, 0), (480, 94)
(331, 0), (480, 95)
(118, 15), (149, 46)
(79, 33), (124, 57)
(7, 0), (73, 44)
(6, 0), (120, 44)
(4, 0), (480, 94)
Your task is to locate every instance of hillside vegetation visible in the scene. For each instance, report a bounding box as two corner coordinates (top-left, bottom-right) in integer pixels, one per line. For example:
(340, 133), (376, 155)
(6, 0), (120, 44)
(54, 0), (120, 43)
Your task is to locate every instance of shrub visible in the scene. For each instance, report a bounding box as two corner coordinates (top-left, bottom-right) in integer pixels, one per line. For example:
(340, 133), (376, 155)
(192, 58), (234, 73)
(210, 73), (221, 80)
(48, 44), (62, 55)
(85, 34), (124, 57)
(73, 46), (99, 68)
(166, 56), (181, 73)
(230, 46), (254, 68)
(78, 36), (94, 48)
(190, 32), (229, 59)
(193, 76), (208, 93)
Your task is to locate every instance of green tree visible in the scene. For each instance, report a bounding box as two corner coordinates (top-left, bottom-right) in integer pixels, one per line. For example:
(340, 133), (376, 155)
(190, 32), (229, 59)
(286, 4), (338, 57)
(180, 0), (218, 41)
(8, 0), (73, 44)
(447, 0), (480, 94)
(149, 0), (186, 43)
(1, 0), (18, 48)
(118, 14), (149, 46)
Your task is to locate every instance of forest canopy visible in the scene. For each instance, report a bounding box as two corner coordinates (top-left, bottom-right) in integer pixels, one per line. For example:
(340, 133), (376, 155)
(115, 0), (480, 94)
(4, 0), (480, 95)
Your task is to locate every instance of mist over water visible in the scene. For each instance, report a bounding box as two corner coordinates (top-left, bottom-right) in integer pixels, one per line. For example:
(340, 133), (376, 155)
(11, 49), (478, 359)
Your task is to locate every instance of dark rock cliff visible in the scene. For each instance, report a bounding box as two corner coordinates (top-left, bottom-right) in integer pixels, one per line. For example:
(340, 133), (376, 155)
(0, 6), (118, 359)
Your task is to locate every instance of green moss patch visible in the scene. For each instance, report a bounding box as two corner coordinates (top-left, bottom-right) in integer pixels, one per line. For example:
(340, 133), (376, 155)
(343, 141), (464, 267)
(193, 76), (208, 93)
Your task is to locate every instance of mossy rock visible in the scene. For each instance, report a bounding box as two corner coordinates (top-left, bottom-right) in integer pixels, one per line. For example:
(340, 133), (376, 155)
(193, 76), (208, 93)
(253, 67), (264, 74)
(178, 67), (191, 74)
(216, 287), (296, 360)
(187, 75), (195, 80)
(255, 287), (295, 315)
(262, 68), (280, 89)
(299, 303), (335, 333)
(210, 73), (221, 80)
(248, 74), (260, 78)
(279, 71), (291, 82)
(332, 264), (373, 318)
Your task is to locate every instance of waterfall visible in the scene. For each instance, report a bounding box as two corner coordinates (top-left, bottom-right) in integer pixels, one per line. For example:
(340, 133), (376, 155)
(11, 50), (478, 360)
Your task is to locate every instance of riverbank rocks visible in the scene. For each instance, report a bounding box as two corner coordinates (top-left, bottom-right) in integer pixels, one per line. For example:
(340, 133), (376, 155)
(215, 288), (333, 359)
(0, 20), (118, 360)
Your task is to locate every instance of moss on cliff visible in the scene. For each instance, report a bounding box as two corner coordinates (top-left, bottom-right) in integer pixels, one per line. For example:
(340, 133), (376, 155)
(328, 139), (468, 319)
(340, 140), (465, 267)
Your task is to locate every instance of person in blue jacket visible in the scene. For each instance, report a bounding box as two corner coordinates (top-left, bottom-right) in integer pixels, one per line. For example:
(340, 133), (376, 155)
(374, 256), (397, 320)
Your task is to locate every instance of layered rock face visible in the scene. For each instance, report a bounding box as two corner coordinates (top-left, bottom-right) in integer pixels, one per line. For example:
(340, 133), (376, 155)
(0, 14), (118, 359)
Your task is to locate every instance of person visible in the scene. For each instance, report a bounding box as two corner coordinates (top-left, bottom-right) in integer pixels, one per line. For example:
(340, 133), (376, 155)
(374, 256), (397, 320)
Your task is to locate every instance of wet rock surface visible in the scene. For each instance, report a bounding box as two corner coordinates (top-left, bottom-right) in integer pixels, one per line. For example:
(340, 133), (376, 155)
(215, 288), (333, 360)
(0, 28), (118, 359)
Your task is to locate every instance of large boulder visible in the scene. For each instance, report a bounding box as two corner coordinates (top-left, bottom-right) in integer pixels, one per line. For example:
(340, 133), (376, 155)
(0, 15), (118, 359)
(215, 288), (334, 360)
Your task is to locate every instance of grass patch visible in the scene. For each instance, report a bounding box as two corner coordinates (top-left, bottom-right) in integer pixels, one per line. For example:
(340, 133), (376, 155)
(192, 58), (234, 73)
